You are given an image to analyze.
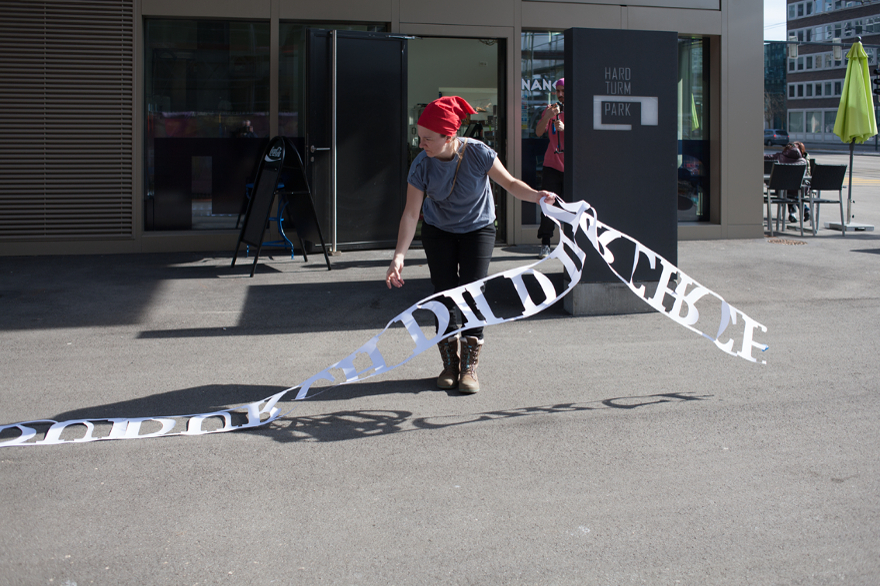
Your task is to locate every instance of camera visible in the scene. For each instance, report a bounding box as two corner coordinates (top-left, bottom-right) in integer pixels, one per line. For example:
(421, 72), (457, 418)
(552, 102), (564, 153)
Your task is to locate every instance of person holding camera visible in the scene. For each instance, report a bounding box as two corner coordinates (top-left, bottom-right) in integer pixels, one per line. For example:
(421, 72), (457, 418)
(236, 120), (256, 138)
(535, 78), (565, 258)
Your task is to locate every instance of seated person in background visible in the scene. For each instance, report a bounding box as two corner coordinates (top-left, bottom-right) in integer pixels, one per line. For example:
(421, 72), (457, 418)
(793, 141), (811, 175)
(765, 143), (809, 223)
(764, 142), (804, 166)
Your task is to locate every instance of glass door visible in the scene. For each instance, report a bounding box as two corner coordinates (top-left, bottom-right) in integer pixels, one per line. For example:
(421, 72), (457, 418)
(306, 29), (408, 249)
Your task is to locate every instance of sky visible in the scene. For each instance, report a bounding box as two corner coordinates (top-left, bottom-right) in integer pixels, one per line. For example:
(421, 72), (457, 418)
(764, 0), (787, 41)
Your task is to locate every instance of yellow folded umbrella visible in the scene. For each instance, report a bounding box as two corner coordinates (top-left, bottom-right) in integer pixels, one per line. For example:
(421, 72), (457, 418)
(833, 41), (878, 144)
(831, 41), (877, 231)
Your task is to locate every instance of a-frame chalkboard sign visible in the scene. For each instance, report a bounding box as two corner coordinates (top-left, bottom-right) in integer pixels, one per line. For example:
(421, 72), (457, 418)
(232, 136), (331, 276)
(277, 138), (332, 271)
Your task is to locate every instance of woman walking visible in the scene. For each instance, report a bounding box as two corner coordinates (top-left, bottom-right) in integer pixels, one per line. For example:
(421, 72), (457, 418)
(386, 96), (557, 393)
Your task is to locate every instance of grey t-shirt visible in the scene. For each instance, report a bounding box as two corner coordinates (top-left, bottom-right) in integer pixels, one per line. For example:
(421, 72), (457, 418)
(407, 137), (497, 233)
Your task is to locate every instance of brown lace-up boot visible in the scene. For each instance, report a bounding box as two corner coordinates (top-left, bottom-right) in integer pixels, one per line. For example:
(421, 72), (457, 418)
(436, 335), (460, 389)
(458, 336), (483, 394)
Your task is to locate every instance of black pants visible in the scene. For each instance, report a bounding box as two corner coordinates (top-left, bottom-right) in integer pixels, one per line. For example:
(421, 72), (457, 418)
(538, 166), (564, 244)
(421, 222), (496, 340)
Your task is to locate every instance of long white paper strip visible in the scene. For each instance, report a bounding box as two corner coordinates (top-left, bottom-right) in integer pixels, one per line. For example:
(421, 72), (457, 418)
(0, 199), (767, 447)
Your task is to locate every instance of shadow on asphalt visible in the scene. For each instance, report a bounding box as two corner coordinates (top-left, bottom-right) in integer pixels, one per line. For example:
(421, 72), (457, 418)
(255, 390), (713, 443)
(4, 377), (710, 445)
(136, 272), (570, 339)
(0, 253), (570, 334)
(44, 383), (288, 423)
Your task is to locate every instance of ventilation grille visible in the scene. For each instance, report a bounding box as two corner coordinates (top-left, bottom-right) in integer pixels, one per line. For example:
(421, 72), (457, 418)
(0, 0), (135, 240)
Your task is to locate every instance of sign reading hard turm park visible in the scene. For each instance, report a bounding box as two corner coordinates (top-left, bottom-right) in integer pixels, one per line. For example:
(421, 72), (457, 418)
(563, 27), (678, 314)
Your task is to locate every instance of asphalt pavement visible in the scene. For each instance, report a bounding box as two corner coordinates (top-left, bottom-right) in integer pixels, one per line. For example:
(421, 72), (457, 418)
(1, 154), (879, 585)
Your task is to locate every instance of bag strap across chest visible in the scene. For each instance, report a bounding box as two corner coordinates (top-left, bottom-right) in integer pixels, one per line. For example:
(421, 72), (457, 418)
(447, 139), (468, 197)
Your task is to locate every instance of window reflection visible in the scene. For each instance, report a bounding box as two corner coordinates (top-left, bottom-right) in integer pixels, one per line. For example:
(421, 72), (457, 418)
(278, 23), (387, 139)
(144, 19), (270, 231)
(520, 31), (564, 227)
(519, 33), (712, 225)
(677, 37), (710, 222)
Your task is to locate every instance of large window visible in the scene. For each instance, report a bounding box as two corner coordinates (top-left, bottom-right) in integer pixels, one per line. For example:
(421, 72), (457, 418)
(824, 110), (837, 133)
(678, 37), (710, 222)
(520, 33), (711, 225)
(278, 23), (386, 139)
(143, 20), (390, 232)
(789, 111), (805, 133)
(520, 32), (564, 228)
(806, 111), (823, 133)
(144, 19), (270, 231)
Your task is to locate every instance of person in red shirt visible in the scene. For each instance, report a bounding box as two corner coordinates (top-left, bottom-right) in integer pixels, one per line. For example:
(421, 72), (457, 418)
(535, 78), (565, 258)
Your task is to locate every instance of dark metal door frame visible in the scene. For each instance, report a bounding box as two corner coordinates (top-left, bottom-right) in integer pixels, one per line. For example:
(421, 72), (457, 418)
(306, 29), (408, 251)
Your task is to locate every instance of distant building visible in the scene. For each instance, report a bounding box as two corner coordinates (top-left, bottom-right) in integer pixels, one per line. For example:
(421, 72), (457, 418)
(765, 42), (788, 129)
(786, 0), (880, 142)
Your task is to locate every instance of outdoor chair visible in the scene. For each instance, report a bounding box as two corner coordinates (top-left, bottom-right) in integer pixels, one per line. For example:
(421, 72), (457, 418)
(764, 163), (806, 236)
(804, 163), (847, 237)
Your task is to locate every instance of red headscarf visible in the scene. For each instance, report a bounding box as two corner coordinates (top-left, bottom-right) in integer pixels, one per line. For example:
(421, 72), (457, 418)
(417, 96), (477, 136)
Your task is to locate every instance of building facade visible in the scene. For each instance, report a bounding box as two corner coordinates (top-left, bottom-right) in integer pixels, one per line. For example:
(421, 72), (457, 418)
(0, 0), (764, 257)
(785, 0), (880, 143)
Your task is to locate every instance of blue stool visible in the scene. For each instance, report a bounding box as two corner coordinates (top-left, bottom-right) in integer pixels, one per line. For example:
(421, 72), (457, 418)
(242, 181), (295, 259)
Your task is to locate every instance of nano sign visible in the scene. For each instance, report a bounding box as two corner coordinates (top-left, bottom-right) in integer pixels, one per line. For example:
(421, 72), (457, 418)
(522, 78), (557, 92)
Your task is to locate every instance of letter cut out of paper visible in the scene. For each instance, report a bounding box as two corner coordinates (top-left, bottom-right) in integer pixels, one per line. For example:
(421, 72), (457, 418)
(0, 198), (767, 447)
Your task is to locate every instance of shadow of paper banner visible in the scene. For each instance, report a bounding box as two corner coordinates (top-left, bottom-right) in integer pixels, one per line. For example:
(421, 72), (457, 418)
(0, 378), (709, 445)
(0, 383), (285, 445)
(254, 391), (712, 444)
